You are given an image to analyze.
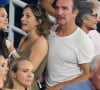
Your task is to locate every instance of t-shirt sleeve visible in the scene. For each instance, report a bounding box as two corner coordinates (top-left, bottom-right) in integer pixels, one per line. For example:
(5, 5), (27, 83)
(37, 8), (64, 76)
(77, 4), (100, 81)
(77, 35), (94, 64)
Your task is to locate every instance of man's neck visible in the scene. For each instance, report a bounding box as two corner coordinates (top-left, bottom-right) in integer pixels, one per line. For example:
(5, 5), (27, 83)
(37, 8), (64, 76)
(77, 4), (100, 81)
(56, 24), (77, 36)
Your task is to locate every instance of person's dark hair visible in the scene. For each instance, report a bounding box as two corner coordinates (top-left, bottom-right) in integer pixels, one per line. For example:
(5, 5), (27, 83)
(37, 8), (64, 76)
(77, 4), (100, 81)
(72, 0), (87, 11)
(55, 0), (87, 11)
(5, 57), (30, 88)
(72, 0), (81, 11)
(23, 4), (51, 37)
(0, 6), (9, 58)
(0, 30), (9, 58)
(75, 1), (96, 27)
(0, 6), (5, 8)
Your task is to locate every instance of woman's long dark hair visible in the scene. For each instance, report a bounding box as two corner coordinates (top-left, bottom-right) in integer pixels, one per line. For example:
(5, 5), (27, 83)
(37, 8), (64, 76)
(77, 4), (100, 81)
(23, 4), (51, 37)
(0, 30), (9, 58)
(0, 6), (9, 58)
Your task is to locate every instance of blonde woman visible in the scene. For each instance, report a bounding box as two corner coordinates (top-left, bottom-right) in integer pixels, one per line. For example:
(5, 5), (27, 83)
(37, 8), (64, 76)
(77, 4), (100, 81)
(5, 57), (34, 90)
(0, 55), (8, 89)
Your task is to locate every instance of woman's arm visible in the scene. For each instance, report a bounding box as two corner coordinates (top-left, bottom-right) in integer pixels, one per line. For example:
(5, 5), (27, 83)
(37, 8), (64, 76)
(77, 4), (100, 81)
(29, 37), (48, 71)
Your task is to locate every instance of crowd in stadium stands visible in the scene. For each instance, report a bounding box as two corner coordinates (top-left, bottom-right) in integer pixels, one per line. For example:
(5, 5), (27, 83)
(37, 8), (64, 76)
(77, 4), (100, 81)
(0, 0), (100, 90)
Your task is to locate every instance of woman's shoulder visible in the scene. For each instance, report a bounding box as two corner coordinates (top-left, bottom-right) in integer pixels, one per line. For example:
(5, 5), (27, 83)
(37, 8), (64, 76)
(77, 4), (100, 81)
(31, 36), (48, 52)
(33, 36), (48, 47)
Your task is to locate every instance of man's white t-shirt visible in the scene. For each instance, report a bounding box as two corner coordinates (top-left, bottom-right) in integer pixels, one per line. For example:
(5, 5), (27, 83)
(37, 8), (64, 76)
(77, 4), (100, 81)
(46, 26), (94, 86)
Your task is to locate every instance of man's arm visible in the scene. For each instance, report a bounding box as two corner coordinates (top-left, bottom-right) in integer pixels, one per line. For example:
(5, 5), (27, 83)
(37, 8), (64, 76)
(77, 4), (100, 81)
(41, 0), (55, 17)
(46, 63), (90, 90)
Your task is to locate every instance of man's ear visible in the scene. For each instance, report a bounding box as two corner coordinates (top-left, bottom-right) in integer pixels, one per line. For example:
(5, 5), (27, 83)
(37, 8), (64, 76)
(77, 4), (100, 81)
(11, 71), (16, 78)
(73, 9), (79, 17)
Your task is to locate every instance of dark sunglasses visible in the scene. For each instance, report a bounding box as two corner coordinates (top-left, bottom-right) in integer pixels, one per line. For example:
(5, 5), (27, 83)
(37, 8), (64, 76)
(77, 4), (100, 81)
(91, 13), (97, 18)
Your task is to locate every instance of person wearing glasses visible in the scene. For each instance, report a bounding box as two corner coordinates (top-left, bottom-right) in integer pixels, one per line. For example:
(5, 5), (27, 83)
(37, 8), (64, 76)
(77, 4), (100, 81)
(75, 0), (98, 33)
(76, 0), (100, 56)
(88, 0), (100, 56)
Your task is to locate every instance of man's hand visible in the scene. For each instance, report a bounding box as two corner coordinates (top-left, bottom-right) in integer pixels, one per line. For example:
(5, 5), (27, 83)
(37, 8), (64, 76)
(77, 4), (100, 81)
(46, 83), (62, 90)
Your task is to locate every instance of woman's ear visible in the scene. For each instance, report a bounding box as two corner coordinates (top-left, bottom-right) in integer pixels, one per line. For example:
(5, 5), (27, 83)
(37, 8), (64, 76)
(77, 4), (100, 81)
(38, 19), (42, 25)
(11, 71), (16, 79)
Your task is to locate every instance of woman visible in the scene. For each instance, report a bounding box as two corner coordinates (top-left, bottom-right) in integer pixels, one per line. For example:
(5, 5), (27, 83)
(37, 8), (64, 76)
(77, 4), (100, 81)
(75, 1), (98, 33)
(0, 55), (8, 89)
(5, 57), (34, 90)
(75, 1), (99, 56)
(0, 6), (19, 59)
(18, 4), (50, 90)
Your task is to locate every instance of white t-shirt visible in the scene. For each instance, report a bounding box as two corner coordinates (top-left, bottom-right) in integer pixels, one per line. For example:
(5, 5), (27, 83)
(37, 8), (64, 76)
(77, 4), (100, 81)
(46, 26), (94, 86)
(88, 30), (100, 56)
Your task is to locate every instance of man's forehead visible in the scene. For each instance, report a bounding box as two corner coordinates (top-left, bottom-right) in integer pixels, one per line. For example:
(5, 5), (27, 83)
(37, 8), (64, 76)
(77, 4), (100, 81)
(56, 0), (73, 5)
(56, 0), (73, 7)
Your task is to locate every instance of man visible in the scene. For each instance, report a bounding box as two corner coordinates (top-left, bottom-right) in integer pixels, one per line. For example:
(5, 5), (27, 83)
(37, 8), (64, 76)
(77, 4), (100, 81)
(45, 0), (94, 90)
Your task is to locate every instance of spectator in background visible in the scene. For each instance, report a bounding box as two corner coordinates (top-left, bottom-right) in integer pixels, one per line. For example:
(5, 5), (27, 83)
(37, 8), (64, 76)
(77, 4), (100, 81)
(5, 57), (34, 90)
(75, 0), (98, 33)
(75, 0), (100, 56)
(41, 0), (56, 17)
(0, 6), (19, 59)
(0, 55), (8, 89)
(18, 4), (50, 90)
(88, 0), (100, 56)
(41, 0), (56, 22)
(45, 0), (94, 90)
